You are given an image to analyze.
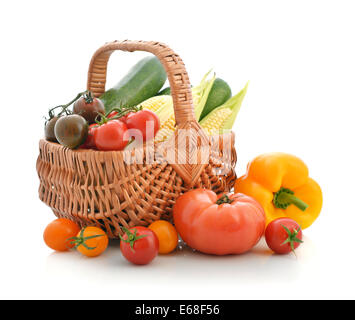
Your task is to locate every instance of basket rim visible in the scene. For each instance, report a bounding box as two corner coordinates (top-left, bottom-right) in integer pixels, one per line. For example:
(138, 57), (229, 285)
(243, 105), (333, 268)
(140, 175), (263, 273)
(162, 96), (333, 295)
(39, 130), (235, 155)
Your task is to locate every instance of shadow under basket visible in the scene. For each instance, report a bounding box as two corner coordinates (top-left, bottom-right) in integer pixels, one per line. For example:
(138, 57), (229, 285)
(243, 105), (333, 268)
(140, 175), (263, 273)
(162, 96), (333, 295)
(36, 40), (237, 239)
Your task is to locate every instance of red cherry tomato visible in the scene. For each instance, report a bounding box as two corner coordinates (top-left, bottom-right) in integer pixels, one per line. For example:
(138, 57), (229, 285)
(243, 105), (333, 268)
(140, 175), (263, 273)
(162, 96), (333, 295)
(125, 110), (160, 141)
(265, 218), (303, 254)
(173, 190), (265, 255)
(93, 120), (129, 151)
(80, 123), (98, 149)
(119, 226), (159, 265)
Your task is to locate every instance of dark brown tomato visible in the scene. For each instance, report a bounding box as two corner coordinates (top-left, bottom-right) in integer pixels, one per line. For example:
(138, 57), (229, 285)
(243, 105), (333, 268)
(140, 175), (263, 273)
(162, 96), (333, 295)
(45, 116), (60, 142)
(54, 114), (88, 149)
(73, 96), (105, 124)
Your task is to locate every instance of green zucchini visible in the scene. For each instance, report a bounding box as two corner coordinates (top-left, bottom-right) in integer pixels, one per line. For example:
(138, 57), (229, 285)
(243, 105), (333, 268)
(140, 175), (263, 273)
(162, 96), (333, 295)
(157, 87), (171, 95)
(100, 56), (167, 113)
(199, 78), (232, 120)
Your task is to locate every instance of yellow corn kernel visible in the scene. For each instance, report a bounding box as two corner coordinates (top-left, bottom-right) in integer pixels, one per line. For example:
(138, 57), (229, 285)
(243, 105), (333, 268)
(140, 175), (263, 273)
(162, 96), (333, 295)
(139, 95), (172, 113)
(199, 82), (249, 136)
(200, 108), (233, 136)
(139, 72), (216, 143)
(154, 117), (176, 143)
(152, 88), (213, 142)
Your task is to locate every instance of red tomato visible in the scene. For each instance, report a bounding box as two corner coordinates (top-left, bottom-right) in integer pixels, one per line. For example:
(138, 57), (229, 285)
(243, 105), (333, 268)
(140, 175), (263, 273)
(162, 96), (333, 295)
(93, 120), (129, 151)
(119, 226), (159, 265)
(173, 190), (265, 255)
(265, 218), (303, 254)
(125, 110), (160, 141)
(80, 123), (98, 149)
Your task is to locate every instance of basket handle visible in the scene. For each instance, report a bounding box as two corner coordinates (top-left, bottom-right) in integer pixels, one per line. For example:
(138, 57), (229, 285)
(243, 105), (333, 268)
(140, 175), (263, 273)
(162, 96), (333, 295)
(87, 40), (209, 186)
(87, 40), (196, 126)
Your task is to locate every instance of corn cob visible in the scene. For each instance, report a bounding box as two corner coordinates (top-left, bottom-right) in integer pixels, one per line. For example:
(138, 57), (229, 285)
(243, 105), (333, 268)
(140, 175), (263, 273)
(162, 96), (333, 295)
(137, 95), (171, 113)
(139, 77), (248, 141)
(200, 108), (233, 135)
(200, 82), (249, 135)
(139, 72), (216, 143)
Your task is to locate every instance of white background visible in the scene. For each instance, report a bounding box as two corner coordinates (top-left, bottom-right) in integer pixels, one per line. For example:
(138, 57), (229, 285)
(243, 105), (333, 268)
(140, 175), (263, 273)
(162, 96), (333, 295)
(1, 0), (354, 300)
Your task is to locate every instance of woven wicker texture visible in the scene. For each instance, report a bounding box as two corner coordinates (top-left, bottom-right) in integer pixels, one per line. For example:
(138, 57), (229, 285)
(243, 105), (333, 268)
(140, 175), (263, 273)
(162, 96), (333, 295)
(37, 40), (237, 238)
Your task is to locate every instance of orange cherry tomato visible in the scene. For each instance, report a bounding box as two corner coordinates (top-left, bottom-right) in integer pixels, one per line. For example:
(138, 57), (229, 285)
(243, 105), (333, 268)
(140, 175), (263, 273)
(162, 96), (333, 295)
(70, 226), (109, 257)
(149, 220), (179, 254)
(43, 218), (81, 252)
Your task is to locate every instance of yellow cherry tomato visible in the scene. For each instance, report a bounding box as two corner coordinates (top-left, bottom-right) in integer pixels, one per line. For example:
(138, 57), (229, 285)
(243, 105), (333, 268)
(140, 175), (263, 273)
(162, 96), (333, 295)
(148, 220), (179, 254)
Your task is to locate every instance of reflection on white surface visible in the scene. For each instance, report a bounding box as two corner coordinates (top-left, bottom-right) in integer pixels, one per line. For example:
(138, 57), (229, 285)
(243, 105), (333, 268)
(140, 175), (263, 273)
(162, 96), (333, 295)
(43, 236), (316, 299)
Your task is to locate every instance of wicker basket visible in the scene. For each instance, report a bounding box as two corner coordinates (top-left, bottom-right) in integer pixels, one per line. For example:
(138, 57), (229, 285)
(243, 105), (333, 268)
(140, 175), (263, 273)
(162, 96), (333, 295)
(36, 40), (237, 238)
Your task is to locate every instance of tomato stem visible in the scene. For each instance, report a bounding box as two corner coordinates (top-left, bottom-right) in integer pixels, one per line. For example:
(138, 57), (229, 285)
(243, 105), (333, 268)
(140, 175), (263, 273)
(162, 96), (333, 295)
(67, 227), (104, 250)
(109, 105), (142, 119)
(95, 104), (142, 126)
(280, 224), (304, 254)
(47, 90), (90, 121)
(216, 194), (233, 205)
(83, 91), (94, 104)
(119, 227), (147, 252)
(273, 187), (309, 211)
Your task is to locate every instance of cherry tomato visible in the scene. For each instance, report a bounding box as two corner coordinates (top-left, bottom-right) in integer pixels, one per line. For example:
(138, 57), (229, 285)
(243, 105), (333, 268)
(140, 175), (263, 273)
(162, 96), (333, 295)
(73, 93), (105, 124)
(149, 220), (179, 254)
(125, 109), (160, 141)
(69, 226), (109, 257)
(173, 190), (265, 255)
(43, 218), (81, 252)
(265, 218), (303, 254)
(45, 116), (60, 142)
(54, 114), (88, 149)
(120, 226), (159, 265)
(80, 123), (98, 149)
(93, 120), (129, 151)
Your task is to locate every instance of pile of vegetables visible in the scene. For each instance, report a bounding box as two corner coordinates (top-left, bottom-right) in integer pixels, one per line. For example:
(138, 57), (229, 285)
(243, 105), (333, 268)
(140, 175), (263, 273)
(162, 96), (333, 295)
(43, 152), (322, 262)
(44, 90), (161, 151)
(44, 56), (248, 150)
(42, 54), (323, 264)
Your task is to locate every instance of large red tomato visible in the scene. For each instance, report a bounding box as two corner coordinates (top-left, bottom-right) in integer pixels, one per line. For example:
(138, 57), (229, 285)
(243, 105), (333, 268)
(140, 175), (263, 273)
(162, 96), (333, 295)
(173, 189), (265, 255)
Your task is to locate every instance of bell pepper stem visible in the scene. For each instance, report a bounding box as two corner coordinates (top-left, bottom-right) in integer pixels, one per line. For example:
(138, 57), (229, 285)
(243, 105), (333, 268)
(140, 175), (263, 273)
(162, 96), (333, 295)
(273, 187), (308, 211)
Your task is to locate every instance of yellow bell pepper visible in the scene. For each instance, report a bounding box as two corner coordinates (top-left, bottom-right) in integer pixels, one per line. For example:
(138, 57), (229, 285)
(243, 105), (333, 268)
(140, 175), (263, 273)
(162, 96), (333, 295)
(234, 153), (322, 229)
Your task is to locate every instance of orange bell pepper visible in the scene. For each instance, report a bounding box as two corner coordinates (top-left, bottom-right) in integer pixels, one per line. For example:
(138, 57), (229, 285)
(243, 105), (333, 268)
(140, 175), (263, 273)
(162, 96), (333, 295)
(234, 153), (322, 229)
